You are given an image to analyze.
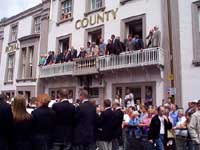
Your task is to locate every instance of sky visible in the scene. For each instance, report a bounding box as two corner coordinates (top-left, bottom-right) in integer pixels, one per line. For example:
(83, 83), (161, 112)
(0, 0), (42, 19)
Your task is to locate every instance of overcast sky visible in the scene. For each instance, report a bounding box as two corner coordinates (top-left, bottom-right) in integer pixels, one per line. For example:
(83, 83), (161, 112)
(0, 0), (42, 19)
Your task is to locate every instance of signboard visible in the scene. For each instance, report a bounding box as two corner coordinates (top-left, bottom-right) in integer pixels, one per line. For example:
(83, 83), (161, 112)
(75, 8), (118, 29)
(6, 43), (19, 53)
(168, 74), (174, 81)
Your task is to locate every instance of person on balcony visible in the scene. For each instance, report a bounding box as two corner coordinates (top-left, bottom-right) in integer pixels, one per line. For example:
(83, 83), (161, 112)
(55, 50), (63, 64)
(125, 34), (135, 51)
(70, 46), (78, 60)
(85, 42), (92, 57)
(106, 39), (113, 55)
(64, 49), (72, 62)
(91, 42), (99, 57)
(152, 26), (161, 47)
(99, 38), (106, 56)
(78, 47), (87, 58)
(133, 34), (144, 50)
(111, 34), (124, 55)
(146, 29), (154, 48)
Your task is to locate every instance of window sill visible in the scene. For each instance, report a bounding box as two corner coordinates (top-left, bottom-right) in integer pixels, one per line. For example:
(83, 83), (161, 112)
(16, 78), (37, 82)
(84, 6), (106, 16)
(120, 0), (133, 5)
(192, 59), (200, 66)
(4, 81), (13, 85)
(56, 17), (74, 26)
(8, 40), (17, 45)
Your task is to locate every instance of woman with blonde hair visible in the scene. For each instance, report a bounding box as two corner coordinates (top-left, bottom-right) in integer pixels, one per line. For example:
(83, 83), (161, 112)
(31, 94), (56, 150)
(12, 95), (33, 150)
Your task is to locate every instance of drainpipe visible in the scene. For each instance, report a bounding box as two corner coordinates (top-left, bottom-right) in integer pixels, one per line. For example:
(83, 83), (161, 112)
(167, 0), (175, 102)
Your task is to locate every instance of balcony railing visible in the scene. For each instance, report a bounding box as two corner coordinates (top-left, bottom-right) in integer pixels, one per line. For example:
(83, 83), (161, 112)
(73, 56), (99, 75)
(99, 47), (164, 71)
(39, 47), (164, 78)
(39, 62), (74, 78)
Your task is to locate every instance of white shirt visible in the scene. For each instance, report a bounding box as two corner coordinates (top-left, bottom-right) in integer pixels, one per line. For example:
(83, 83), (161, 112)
(159, 116), (165, 134)
(124, 114), (130, 123)
(82, 99), (89, 103)
(125, 93), (134, 107)
(48, 100), (57, 108)
(175, 116), (187, 137)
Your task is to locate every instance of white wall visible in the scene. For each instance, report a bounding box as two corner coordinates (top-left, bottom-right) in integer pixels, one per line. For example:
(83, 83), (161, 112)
(0, 16), (34, 92)
(48, 0), (163, 52)
(178, 0), (200, 109)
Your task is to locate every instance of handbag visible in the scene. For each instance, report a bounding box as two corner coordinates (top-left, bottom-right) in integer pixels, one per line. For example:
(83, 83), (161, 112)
(167, 129), (176, 138)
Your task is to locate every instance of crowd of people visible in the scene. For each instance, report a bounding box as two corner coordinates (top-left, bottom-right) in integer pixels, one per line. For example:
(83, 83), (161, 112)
(39, 26), (161, 66)
(0, 88), (200, 150)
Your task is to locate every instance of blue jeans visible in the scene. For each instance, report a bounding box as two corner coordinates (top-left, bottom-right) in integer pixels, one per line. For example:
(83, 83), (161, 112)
(154, 134), (164, 150)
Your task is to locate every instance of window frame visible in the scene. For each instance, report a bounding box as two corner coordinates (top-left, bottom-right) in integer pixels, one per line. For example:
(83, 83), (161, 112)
(9, 23), (18, 43)
(57, 0), (74, 25)
(5, 52), (15, 83)
(192, 1), (200, 66)
(33, 16), (41, 33)
(85, 0), (105, 16)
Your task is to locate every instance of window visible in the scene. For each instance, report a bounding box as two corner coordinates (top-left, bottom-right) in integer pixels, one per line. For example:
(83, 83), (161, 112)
(29, 47), (34, 78)
(33, 16), (41, 33)
(22, 48), (26, 79)
(192, 2), (200, 65)
(61, 0), (72, 20)
(7, 53), (15, 82)
(10, 25), (18, 42)
(91, 0), (103, 10)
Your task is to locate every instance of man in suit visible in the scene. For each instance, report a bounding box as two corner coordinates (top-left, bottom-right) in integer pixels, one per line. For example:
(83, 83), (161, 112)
(112, 102), (124, 150)
(0, 94), (14, 150)
(52, 89), (75, 150)
(71, 46), (78, 60)
(111, 34), (124, 55)
(148, 106), (172, 150)
(98, 99), (115, 150)
(73, 89), (97, 150)
(152, 26), (161, 47)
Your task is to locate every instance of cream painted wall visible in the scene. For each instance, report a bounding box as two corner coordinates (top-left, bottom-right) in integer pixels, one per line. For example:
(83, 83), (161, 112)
(178, 0), (200, 109)
(48, 0), (163, 52)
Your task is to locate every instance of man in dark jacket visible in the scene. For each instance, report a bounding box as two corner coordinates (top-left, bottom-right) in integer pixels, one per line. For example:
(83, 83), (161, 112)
(98, 99), (115, 150)
(0, 94), (13, 150)
(111, 34), (124, 55)
(73, 90), (97, 150)
(112, 102), (124, 150)
(148, 106), (172, 150)
(52, 89), (75, 150)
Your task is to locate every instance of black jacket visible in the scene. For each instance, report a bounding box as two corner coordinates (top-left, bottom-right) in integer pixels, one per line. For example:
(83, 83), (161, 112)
(0, 100), (13, 150)
(98, 108), (115, 142)
(113, 108), (124, 139)
(31, 106), (56, 150)
(52, 100), (75, 143)
(73, 101), (97, 145)
(13, 118), (33, 150)
(148, 115), (172, 140)
(111, 39), (124, 55)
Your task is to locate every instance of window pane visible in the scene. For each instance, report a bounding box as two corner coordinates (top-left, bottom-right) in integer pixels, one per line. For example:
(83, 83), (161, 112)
(7, 54), (14, 81)
(61, 0), (72, 19)
(34, 17), (41, 33)
(91, 0), (102, 10)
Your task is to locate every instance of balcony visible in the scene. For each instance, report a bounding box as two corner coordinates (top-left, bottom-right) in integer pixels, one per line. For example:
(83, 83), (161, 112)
(39, 47), (164, 78)
(99, 47), (164, 71)
(73, 56), (99, 76)
(39, 62), (74, 78)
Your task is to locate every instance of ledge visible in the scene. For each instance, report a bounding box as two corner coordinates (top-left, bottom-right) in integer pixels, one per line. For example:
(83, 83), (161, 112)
(18, 33), (40, 41)
(56, 17), (74, 26)
(16, 78), (37, 82)
(4, 81), (13, 85)
(8, 40), (17, 45)
(192, 59), (200, 66)
(120, 0), (133, 5)
(84, 7), (106, 16)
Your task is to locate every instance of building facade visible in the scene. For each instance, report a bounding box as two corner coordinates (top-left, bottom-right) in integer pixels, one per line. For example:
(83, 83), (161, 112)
(0, 0), (199, 109)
